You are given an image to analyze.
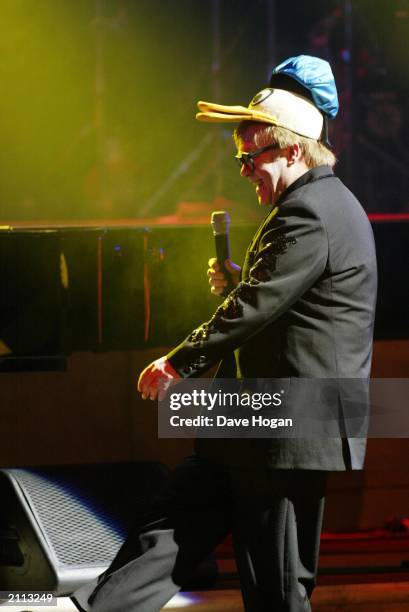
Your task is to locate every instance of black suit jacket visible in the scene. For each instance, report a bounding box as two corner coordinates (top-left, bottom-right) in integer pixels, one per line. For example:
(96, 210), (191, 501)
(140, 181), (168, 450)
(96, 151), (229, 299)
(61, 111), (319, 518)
(167, 166), (377, 470)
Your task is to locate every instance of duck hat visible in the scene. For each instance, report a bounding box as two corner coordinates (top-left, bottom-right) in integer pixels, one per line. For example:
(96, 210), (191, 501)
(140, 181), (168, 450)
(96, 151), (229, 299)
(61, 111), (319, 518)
(196, 55), (339, 143)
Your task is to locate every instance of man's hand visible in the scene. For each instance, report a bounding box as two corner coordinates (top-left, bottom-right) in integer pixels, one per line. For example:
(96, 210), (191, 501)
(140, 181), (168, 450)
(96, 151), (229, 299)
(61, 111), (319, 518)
(207, 258), (241, 296)
(138, 356), (182, 401)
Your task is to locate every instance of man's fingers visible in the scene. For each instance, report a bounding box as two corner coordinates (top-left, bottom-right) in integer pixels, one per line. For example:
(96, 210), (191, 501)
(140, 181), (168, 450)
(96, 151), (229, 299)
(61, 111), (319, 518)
(207, 258), (221, 278)
(149, 387), (158, 401)
(208, 257), (219, 270)
(211, 286), (224, 296)
(209, 274), (226, 285)
(137, 364), (152, 393)
(207, 257), (228, 296)
(207, 269), (225, 279)
(141, 376), (158, 400)
(209, 281), (227, 290)
(140, 377), (153, 399)
(138, 365), (158, 399)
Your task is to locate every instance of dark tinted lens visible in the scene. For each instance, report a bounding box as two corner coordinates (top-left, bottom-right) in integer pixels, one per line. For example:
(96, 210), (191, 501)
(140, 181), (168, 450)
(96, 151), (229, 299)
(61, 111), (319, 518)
(235, 153), (253, 171)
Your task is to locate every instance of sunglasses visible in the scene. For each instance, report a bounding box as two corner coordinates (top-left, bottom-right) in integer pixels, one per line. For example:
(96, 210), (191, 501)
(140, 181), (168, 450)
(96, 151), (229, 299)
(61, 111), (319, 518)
(235, 144), (279, 173)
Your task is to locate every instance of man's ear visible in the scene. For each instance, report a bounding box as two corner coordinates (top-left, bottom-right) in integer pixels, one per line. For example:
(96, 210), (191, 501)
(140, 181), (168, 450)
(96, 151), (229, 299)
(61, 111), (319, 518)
(287, 143), (302, 165)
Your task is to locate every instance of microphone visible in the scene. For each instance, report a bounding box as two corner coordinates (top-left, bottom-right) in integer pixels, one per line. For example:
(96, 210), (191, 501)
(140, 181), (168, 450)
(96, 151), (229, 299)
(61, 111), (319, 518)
(211, 211), (236, 297)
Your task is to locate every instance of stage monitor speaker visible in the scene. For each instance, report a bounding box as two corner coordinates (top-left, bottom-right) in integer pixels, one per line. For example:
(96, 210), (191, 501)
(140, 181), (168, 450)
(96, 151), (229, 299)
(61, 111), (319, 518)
(0, 462), (168, 596)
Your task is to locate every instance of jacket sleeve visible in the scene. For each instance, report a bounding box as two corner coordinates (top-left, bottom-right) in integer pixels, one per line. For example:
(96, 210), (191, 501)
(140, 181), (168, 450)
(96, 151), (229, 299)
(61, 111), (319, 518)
(167, 201), (328, 377)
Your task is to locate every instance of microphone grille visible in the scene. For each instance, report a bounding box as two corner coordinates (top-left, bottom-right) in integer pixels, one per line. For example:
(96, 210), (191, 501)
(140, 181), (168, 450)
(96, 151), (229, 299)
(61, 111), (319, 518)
(211, 210), (230, 235)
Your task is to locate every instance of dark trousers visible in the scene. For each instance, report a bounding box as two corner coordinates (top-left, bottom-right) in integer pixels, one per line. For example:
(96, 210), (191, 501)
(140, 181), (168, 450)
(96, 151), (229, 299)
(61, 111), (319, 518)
(90, 455), (326, 612)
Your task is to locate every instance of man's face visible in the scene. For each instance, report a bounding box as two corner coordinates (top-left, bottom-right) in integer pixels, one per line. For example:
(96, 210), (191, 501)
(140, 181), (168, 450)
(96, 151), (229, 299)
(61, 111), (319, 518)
(236, 139), (287, 206)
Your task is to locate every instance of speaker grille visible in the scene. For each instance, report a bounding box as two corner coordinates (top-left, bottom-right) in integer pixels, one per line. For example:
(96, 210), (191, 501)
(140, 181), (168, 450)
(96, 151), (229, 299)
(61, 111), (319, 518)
(12, 470), (124, 566)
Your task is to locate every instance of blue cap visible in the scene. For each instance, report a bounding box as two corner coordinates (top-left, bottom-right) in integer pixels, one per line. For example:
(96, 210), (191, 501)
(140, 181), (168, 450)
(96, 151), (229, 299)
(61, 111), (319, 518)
(270, 55), (339, 119)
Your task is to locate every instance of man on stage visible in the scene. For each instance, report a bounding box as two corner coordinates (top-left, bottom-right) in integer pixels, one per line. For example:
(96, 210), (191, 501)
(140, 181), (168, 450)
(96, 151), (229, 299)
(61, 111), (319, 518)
(73, 55), (377, 612)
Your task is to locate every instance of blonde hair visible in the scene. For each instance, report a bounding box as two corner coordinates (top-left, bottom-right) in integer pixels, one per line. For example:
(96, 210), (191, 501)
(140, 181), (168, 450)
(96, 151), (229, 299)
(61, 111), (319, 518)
(234, 121), (336, 168)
